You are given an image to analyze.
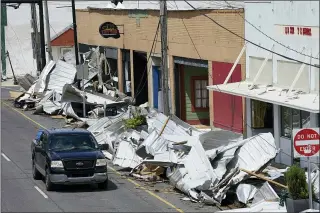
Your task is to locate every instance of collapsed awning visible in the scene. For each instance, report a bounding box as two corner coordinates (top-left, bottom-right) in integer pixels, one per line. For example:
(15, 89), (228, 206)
(207, 82), (319, 113)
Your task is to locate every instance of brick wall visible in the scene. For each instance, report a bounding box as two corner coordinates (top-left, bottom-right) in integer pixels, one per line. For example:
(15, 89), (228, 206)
(76, 9), (245, 66)
(76, 8), (246, 127)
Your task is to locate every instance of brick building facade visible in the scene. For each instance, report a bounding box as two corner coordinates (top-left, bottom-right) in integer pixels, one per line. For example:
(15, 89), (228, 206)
(76, 3), (246, 132)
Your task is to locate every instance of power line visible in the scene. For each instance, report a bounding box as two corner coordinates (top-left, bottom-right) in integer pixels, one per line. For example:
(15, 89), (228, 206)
(184, 0), (319, 68)
(223, 0), (319, 60)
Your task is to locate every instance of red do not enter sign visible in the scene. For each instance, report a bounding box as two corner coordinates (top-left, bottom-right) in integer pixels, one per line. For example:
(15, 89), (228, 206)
(293, 128), (320, 158)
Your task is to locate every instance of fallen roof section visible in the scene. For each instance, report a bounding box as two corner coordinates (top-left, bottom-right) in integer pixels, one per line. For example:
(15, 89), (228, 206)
(207, 82), (319, 113)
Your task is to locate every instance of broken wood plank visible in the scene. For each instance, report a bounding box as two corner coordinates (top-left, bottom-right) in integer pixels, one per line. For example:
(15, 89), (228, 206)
(240, 168), (288, 189)
(50, 115), (65, 119)
(9, 91), (24, 99)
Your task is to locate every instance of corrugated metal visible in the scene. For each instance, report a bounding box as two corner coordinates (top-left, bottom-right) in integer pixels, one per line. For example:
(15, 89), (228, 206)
(46, 60), (77, 94)
(34, 60), (55, 94)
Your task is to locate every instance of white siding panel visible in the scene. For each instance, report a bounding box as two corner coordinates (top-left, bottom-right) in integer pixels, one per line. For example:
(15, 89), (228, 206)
(248, 56), (273, 85)
(276, 61), (309, 92)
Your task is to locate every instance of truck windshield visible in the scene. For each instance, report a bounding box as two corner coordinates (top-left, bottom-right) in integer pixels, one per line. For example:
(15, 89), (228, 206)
(49, 134), (99, 152)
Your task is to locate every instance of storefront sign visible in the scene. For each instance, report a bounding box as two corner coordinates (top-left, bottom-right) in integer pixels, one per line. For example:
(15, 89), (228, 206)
(275, 25), (319, 38)
(99, 22), (120, 39)
(293, 128), (319, 158)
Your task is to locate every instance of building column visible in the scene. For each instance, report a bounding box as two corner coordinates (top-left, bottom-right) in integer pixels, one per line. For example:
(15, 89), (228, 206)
(168, 55), (175, 114)
(117, 48), (124, 93)
(273, 104), (281, 164)
(130, 49), (134, 97)
(1, 4), (7, 78)
(208, 61), (214, 128)
(246, 98), (253, 138)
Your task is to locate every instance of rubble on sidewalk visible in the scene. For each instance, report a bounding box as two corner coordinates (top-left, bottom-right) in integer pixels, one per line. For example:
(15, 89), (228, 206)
(12, 48), (132, 125)
(9, 47), (296, 212)
(84, 108), (283, 209)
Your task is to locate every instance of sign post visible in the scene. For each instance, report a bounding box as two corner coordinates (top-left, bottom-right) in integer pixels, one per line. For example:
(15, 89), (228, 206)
(293, 128), (320, 210)
(76, 64), (89, 118)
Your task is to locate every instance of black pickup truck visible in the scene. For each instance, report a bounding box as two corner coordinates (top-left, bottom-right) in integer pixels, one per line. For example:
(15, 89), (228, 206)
(31, 128), (109, 191)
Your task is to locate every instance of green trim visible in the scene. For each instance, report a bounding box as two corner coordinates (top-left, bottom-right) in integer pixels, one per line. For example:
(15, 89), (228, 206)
(184, 66), (209, 121)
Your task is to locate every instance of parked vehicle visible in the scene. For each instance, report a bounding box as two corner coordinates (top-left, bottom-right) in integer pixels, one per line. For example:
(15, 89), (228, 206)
(31, 128), (109, 191)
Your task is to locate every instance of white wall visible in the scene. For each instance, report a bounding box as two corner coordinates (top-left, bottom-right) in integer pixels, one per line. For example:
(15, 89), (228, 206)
(245, 1), (319, 91)
(51, 46), (74, 61)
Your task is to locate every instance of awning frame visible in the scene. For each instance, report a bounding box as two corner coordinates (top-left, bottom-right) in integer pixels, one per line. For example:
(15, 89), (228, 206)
(208, 44), (320, 114)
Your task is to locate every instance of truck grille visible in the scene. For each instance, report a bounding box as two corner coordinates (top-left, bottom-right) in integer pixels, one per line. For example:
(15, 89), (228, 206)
(63, 160), (95, 170)
(67, 172), (94, 178)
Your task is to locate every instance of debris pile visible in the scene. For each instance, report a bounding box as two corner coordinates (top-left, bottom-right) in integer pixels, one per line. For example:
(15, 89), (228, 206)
(86, 110), (283, 209)
(12, 47), (132, 124)
(11, 46), (318, 212)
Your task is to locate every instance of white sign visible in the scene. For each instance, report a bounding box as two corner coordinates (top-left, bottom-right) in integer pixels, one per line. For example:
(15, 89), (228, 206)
(292, 128), (320, 158)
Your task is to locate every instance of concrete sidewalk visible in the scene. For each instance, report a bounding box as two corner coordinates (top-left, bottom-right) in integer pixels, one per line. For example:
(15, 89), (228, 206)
(1, 78), (20, 87)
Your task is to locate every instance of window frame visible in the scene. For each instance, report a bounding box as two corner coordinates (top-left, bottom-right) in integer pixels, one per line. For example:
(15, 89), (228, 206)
(60, 47), (73, 56)
(280, 106), (311, 138)
(190, 76), (209, 112)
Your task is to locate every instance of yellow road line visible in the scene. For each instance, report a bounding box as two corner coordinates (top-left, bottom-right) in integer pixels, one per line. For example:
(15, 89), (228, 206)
(1, 100), (184, 213)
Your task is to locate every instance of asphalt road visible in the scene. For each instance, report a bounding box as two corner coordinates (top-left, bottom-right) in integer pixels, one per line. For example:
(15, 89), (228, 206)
(1, 87), (221, 212)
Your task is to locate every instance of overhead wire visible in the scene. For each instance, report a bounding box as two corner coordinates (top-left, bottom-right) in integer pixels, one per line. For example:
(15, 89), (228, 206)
(223, 0), (319, 60)
(174, 0), (319, 165)
(183, 0), (319, 68)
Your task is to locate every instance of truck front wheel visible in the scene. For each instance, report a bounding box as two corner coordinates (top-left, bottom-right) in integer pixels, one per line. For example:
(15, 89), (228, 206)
(98, 180), (108, 190)
(45, 168), (54, 191)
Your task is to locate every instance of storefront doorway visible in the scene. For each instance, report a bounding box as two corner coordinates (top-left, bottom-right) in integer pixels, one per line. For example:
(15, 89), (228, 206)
(133, 51), (148, 106)
(174, 57), (210, 125)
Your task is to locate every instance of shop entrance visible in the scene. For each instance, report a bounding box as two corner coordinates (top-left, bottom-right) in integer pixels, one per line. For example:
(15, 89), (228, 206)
(133, 51), (148, 106)
(174, 63), (210, 125)
(250, 100), (274, 135)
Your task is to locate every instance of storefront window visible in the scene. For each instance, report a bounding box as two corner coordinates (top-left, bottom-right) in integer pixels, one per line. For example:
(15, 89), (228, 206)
(251, 100), (273, 129)
(281, 106), (310, 138)
(281, 107), (292, 138)
(191, 77), (209, 110)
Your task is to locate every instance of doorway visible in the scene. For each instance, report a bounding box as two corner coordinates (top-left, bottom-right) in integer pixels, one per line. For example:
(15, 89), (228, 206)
(153, 66), (161, 109)
(133, 51), (148, 106)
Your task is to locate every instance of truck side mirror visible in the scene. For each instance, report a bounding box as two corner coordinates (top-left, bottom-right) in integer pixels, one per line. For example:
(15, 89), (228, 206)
(99, 144), (109, 150)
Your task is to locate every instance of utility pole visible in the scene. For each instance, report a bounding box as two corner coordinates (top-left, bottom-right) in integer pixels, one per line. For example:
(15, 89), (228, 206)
(1, 3), (7, 80)
(43, 0), (53, 60)
(38, 1), (46, 70)
(160, 0), (170, 116)
(71, 0), (81, 89)
(30, 3), (41, 74)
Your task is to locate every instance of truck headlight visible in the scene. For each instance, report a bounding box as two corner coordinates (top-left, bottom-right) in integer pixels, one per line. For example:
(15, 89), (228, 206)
(51, 160), (63, 168)
(96, 158), (107, 166)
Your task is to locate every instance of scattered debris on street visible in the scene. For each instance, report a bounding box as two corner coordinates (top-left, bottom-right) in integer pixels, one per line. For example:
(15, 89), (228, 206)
(9, 49), (320, 212)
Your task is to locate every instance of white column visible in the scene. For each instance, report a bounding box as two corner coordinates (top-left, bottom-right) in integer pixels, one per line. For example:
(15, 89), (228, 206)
(273, 104), (281, 164)
(246, 98), (252, 138)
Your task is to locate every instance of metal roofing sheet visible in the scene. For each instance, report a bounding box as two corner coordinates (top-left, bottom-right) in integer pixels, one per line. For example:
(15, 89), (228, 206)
(46, 60), (77, 94)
